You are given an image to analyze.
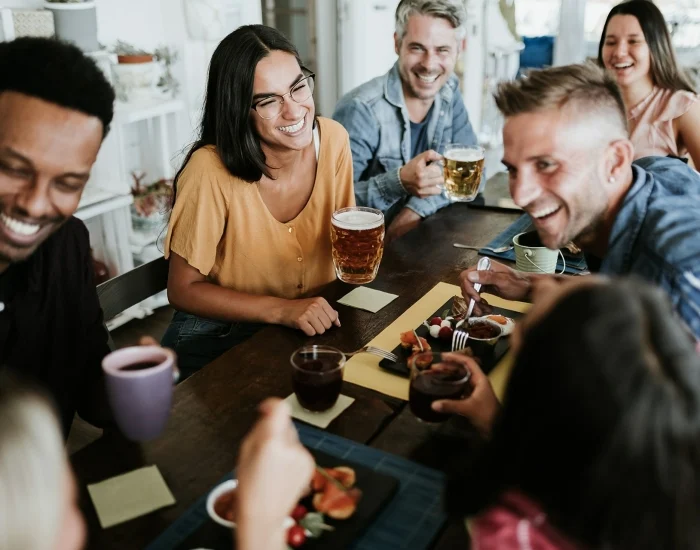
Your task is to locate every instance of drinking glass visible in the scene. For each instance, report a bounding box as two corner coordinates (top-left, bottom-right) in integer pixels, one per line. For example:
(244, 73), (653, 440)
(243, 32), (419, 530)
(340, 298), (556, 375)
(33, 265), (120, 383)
(409, 352), (470, 423)
(331, 207), (384, 284)
(441, 144), (485, 202)
(290, 345), (346, 412)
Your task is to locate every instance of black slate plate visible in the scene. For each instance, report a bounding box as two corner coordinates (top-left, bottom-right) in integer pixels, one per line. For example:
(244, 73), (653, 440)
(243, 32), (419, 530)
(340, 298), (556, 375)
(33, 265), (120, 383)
(378, 297), (523, 377)
(173, 448), (399, 550)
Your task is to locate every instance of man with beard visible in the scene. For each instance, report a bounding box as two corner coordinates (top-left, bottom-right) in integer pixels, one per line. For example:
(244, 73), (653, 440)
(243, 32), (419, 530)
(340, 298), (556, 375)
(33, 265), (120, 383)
(458, 62), (700, 342)
(333, 0), (482, 242)
(0, 37), (118, 437)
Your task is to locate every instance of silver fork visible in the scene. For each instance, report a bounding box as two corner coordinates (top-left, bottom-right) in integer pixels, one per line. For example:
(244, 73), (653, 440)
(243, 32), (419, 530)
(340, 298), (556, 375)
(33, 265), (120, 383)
(451, 330), (470, 351)
(344, 345), (398, 363)
(453, 243), (513, 253)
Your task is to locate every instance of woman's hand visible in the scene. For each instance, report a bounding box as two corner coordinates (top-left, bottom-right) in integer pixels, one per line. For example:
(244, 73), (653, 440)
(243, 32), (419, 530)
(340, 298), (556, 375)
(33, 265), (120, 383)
(275, 297), (341, 336)
(236, 399), (315, 550)
(432, 353), (501, 437)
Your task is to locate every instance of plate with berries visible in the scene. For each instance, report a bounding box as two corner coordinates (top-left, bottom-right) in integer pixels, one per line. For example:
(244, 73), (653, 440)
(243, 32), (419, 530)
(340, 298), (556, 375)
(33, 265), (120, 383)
(378, 296), (522, 378)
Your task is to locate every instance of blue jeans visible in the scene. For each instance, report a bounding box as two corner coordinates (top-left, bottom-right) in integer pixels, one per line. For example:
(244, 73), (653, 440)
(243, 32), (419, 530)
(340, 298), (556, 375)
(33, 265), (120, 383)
(161, 311), (264, 381)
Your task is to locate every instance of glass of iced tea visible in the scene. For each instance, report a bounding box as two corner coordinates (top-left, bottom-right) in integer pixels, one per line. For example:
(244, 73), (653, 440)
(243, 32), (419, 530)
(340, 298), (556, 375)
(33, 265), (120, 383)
(442, 144), (485, 202)
(290, 345), (346, 412)
(331, 207), (384, 284)
(409, 352), (470, 423)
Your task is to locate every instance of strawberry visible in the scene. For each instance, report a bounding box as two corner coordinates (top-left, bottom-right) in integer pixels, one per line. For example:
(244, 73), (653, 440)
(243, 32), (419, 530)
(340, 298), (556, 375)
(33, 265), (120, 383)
(429, 316), (443, 326)
(438, 326), (454, 341)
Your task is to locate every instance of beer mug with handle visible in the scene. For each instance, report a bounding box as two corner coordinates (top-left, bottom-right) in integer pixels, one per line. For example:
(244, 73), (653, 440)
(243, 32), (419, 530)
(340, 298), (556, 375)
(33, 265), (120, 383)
(330, 207), (385, 284)
(441, 143), (485, 202)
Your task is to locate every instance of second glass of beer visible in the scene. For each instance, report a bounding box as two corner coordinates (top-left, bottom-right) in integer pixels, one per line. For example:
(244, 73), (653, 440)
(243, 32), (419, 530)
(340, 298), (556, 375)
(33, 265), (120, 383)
(331, 206), (384, 284)
(442, 143), (485, 202)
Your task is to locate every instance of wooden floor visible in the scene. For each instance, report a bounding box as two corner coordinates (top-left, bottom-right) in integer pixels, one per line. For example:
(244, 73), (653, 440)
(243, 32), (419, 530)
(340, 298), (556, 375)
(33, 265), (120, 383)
(111, 306), (174, 348)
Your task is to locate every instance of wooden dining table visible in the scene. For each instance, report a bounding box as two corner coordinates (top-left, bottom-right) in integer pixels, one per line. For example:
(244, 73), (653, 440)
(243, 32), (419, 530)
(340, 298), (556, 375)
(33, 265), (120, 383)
(71, 198), (522, 550)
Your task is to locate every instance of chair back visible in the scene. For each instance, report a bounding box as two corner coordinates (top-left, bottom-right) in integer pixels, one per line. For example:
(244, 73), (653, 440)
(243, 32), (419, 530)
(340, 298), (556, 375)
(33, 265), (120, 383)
(97, 256), (169, 321)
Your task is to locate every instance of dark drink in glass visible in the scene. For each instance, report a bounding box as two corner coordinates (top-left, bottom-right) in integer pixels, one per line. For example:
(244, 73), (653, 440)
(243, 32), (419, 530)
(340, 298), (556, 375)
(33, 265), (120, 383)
(409, 352), (470, 422)
(290, 346), (346, 412)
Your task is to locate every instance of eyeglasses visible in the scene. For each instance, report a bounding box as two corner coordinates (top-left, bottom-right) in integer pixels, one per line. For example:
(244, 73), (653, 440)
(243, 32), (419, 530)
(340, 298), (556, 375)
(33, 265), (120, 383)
(251, 74), (315, 120)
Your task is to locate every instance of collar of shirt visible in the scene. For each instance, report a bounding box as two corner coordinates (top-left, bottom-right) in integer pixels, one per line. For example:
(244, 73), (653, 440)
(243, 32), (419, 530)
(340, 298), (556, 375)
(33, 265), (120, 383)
(599, 164), (653, 275)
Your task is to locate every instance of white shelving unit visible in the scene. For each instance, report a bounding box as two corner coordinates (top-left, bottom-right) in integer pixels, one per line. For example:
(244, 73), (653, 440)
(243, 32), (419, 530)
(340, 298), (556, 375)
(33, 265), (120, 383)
(81, 91), (185, 330)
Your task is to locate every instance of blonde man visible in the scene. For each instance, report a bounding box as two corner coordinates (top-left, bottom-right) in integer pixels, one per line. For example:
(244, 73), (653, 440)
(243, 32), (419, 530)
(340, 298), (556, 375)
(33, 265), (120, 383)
(456, 63), (700, 360)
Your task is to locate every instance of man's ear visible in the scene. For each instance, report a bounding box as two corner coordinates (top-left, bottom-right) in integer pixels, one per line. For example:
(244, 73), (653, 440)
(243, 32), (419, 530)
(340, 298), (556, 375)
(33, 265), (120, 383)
(606, 138), (634, 184)
(394, 32), (400, 55)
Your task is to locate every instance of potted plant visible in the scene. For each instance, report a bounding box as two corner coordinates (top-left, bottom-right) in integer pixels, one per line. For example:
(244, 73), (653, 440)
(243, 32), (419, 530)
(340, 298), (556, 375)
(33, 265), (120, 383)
(44, 0), (98, 52)
(111, 41), (158, 102)
(130, 172), (172, 233)
(154, 46), (180, 98)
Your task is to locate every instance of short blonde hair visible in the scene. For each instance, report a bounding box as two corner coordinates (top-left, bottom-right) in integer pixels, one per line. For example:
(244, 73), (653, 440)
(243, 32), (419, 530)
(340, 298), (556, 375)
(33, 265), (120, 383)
(0, 374), (66, 550)
(495, 62), (629, 138)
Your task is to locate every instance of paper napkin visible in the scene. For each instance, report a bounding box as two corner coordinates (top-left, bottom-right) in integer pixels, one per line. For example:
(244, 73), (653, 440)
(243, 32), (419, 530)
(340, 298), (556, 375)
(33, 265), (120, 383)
(285, 394), (355, 429)
(87, 465), (176, 529)
(337, 287), (398, 313)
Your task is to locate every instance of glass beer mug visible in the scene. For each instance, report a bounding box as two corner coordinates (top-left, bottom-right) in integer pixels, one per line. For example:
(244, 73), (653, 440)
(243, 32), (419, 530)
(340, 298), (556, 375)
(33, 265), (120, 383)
(330, 207), (384, 284)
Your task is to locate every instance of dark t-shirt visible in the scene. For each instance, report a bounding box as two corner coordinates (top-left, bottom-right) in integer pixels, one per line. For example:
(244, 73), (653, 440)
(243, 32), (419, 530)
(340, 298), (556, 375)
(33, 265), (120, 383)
(0, 216), (111, 436)
(410, 104), (434, 159)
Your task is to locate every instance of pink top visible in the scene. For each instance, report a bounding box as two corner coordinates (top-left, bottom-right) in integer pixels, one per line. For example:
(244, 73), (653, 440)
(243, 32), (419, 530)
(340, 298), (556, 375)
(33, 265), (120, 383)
(472, 491), (580, 550)
(628, 87), (698, 160)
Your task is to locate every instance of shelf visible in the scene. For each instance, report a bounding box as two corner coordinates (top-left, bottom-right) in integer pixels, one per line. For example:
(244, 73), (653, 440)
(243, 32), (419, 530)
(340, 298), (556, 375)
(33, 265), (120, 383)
(75, 189), (133, 221)
(114, 98), (186, 125)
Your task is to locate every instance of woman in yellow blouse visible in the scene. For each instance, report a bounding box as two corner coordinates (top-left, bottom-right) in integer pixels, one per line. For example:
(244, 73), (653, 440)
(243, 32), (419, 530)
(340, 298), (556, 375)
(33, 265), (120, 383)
(162, 25), (355, 377)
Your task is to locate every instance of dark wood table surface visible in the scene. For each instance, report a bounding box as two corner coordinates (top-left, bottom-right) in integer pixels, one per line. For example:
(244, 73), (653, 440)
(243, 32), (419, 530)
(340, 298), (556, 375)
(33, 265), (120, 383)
(71, 201), (520, 550)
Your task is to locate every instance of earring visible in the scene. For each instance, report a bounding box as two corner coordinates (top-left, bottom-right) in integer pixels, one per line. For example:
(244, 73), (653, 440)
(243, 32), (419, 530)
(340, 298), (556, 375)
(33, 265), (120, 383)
(608, 175), (616, 184)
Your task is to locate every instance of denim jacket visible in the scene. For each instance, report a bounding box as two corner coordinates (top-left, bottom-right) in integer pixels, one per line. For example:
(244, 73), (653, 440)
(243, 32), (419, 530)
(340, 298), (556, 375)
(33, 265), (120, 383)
(601, 156), (700, 338)
(332, 62), (480, 220)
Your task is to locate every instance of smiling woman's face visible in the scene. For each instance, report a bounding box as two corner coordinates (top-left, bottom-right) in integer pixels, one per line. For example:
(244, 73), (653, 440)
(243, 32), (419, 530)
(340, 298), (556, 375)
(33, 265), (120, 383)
(249, 50), (315, 154)
(601, 14), (653, 90)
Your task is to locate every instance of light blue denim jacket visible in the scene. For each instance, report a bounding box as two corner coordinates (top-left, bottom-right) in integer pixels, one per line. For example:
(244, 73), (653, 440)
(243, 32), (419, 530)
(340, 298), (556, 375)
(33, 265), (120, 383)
(601, 156), (700, 338)
(332, 63), (481, 221)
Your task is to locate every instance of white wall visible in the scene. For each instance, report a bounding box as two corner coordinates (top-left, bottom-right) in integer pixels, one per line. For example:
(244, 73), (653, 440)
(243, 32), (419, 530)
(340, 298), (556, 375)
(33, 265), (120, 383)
(2, 0), (262, 159)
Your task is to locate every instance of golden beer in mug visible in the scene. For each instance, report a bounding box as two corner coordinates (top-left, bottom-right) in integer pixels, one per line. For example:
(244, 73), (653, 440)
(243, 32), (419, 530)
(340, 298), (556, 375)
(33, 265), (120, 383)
(442, 144), (484, 202)
(331, 207), (385, 284)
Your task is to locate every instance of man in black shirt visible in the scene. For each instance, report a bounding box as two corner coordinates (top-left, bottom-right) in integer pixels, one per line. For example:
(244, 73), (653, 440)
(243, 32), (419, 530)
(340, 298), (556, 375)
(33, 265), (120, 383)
(0, 38), (118, 436)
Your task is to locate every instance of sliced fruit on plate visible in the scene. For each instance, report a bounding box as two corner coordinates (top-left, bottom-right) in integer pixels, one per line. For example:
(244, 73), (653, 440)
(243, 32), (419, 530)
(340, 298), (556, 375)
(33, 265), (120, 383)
(312, 483), (362, 519)
(399, 330), (431, 353)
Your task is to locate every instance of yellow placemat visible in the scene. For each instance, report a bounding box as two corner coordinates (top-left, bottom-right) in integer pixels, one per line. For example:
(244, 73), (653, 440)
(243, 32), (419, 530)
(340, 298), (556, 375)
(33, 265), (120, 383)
(344, 282), (530, 400)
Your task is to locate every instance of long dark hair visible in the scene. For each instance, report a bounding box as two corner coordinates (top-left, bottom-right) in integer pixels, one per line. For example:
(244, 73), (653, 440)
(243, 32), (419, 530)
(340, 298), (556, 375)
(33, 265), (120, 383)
(597, 0), (696, 94)
(171, 25), (305, 207)
(449, 278), (700, 549)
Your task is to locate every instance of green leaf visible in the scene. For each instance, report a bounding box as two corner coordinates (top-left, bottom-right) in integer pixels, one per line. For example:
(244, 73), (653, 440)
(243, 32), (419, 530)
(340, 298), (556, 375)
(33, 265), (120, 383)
(300, 512), (335, 538)
(442, 309), (450, 319)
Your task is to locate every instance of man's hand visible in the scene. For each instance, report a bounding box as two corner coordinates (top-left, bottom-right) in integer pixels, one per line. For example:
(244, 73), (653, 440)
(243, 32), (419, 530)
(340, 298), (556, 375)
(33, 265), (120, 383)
(458, 261), (532, 316)
(386, 207), (422, 244)
(432, 354), (500, 437)
(399, 150), (444, 198)
(236, 399), (315, 550)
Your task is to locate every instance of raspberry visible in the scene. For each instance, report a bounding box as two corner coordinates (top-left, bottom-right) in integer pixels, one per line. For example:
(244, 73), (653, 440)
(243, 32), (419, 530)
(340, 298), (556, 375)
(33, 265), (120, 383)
(438, 326), (454, 341)
(429, 316), (443, 326)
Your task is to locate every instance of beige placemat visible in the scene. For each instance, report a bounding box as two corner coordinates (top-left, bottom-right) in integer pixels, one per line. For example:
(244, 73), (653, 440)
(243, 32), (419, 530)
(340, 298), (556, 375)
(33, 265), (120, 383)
(285, 394), (355, 429)
(343, 282), (530, 400)
(87, 465), (176, 529)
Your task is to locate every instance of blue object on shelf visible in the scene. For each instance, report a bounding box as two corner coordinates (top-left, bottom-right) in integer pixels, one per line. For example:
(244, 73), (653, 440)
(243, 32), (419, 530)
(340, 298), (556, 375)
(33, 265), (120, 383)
(519, 36), (555, 72)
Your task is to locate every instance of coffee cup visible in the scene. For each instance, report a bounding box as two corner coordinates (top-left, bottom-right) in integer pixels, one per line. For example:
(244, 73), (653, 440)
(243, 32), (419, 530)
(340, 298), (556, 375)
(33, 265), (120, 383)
(102, 345), (179, 441)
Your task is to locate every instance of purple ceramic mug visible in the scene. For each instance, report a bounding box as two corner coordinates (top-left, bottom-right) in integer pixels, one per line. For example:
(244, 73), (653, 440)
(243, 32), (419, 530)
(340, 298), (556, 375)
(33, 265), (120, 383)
(102, 346), (179, 441)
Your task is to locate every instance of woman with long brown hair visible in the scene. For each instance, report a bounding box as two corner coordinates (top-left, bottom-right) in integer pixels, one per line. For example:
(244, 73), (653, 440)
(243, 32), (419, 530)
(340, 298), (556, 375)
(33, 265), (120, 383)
(598, 0), (700, 167)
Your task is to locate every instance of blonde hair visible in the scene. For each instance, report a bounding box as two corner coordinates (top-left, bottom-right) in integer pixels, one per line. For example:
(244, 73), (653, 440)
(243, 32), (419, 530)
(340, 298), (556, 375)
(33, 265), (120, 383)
(495, 62), (629, 138)
(0, 374), (66, 550)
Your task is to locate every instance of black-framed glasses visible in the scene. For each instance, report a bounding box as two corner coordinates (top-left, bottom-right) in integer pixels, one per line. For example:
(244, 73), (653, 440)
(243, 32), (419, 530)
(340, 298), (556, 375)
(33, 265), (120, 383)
(251, 73), (315, 120)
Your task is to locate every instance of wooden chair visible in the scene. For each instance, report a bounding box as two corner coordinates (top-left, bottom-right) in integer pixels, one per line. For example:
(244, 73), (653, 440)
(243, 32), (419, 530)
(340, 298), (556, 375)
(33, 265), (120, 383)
(97, 256), (170, 348)
(68, 257), (170, 455)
